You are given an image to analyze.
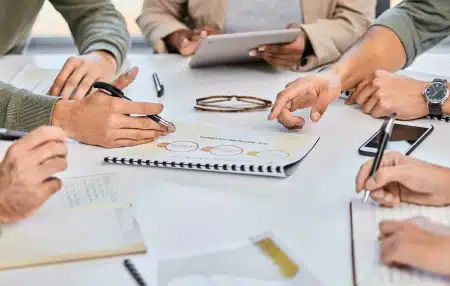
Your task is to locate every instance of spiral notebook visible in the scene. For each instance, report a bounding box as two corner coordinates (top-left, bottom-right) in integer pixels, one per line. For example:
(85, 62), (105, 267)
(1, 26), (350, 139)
(350, 200), (450, 286)
(103, 123), (319, 178)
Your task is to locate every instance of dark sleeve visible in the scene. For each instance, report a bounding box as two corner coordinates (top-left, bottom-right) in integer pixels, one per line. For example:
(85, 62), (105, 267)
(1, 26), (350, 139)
(372, 0), (450, 67)
(49, 0), (130, 69)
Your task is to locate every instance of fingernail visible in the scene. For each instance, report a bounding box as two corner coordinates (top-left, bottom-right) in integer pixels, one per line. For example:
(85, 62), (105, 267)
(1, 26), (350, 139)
(168, 125), (176, 133)
(258, 46), (266, 51)
(249, 50), (256, 57)
(311, 112), (321, 122)
(200, 30), (207, 37)
(162, 132), (169, 136)
(181, 38), (189, 46)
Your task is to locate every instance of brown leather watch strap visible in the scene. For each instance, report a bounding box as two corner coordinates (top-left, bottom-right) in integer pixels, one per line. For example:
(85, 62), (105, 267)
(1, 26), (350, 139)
(429, 102), (443, 116)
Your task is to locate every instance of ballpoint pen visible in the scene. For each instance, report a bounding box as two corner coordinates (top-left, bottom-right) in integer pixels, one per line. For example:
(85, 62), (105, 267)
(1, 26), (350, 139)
(0, 128), (78, 143)
(362, 113), (396, 203)
(152, 73), (165, 98)
(93, 82), (175, 131)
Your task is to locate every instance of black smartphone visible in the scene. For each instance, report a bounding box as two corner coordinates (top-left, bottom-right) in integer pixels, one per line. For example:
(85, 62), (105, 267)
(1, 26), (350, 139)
(359, 123), (434, 157)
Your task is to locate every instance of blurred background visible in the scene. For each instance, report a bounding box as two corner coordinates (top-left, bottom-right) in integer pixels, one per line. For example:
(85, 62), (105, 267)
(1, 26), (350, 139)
(28, 0), (402, 54)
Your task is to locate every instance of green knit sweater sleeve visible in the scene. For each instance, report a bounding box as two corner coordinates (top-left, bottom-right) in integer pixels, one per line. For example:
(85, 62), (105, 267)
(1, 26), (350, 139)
(0, 82), (59, 131)
(49, 0), (130, 68)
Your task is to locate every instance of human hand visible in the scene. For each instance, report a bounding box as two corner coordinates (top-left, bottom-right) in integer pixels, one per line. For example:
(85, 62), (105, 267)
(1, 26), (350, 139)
(52, 67), (175, 148)
(0, 126), (68, 223)
(356, 152), (450, 207)
(167, 26), (219, 56)
(379, 218), (450, 276)
(346, 70), (429, 120)
(268, 71), (342, 129)
(49, 51), (117, 100)
(249, 24), (306, 70)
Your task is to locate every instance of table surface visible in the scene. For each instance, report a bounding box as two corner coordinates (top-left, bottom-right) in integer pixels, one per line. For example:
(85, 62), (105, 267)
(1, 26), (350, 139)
(1, 52), (450, 286)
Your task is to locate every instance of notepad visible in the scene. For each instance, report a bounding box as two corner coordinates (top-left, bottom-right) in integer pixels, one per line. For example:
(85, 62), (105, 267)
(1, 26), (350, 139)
(0, 174), (146, 270)
(103, 123), (319, 178)
(350, 200), (450, 286)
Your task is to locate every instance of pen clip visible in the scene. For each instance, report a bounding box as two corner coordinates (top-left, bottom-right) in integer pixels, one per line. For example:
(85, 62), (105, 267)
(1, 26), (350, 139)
(93, 82), (126, 98)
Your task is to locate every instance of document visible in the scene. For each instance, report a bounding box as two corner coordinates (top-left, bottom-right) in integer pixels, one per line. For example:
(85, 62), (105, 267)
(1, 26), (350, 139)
(0, 174), (146, 270)
(158, 233), (322, 286)
(8, 64), (58, 94)
(104, 123), (320, 177)
(350, 200), (450, 286)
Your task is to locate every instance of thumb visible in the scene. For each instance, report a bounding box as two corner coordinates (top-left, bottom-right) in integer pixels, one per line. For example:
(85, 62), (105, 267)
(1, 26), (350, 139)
(310, 85), (340, 122)
(112, 67), (139, 90)
(310, 73), (341, 122)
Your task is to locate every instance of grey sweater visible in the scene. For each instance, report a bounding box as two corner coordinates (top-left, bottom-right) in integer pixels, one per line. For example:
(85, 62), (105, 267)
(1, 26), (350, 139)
(0, 0), (129, 131)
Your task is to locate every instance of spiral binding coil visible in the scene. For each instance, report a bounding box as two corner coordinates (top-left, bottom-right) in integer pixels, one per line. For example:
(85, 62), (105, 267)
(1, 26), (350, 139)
(428, 114), (450, 122)
(104, 157), (284, 174)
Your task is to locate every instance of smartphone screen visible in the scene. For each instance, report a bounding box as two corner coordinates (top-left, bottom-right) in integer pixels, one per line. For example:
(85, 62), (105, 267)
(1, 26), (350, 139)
(365, 124), (431, 153)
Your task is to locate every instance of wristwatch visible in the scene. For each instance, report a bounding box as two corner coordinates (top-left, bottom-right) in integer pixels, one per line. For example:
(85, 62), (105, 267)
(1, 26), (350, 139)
(424, 78), (449, 116)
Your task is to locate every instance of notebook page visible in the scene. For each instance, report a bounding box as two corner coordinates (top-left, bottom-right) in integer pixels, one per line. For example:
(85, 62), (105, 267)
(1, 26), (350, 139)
(351, 200), (450, 286)
(38, 174), (121, 213)
(0, 204), (146, 270)
(9, 64), (58, 94)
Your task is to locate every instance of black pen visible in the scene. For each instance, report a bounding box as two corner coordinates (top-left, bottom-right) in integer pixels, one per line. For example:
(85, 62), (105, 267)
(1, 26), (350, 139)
(152, 73), (164, 98)
(124, 259), (148, 286)
(362, 113), (396, 203)
(93, 82), (175, 132)
(0, 128), (78, 143)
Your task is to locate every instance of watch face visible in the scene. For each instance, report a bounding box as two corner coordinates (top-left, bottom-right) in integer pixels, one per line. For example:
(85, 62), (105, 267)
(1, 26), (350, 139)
(425, 82), (448, 103)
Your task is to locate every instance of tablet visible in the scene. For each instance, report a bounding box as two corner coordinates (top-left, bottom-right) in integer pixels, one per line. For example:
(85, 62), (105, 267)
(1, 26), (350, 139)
(189, 29), (302, 68)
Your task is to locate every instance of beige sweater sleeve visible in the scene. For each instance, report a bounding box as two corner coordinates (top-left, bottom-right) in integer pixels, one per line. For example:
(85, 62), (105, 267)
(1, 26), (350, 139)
(0, 82), (59, 131)
(137, 0), (188, 53)
(298, 0), (376, 71)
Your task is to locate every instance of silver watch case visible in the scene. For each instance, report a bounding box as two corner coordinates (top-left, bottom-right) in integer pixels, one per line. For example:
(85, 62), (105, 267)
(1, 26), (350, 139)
(424, 81), (449, 105)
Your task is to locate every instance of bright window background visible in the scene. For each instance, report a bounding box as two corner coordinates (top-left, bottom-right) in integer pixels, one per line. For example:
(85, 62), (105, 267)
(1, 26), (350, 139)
(31, 0), (400, 37)
(31, 0), (144, 37)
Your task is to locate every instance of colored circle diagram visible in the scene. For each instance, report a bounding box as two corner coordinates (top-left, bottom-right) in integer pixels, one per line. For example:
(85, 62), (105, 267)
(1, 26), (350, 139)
(201, 145), (243, 156)
(158, 141), (199, 152)
(247, 150), (290, 160)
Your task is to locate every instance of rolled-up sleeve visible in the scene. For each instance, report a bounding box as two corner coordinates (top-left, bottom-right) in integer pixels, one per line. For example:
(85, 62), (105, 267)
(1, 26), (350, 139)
(372, 0), (450, 67)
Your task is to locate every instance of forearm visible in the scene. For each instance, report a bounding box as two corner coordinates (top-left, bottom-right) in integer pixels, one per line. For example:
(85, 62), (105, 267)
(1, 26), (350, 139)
(51, 0), (129, 69)
(330, 26), (407, 91)
(0, 82), (59, 131)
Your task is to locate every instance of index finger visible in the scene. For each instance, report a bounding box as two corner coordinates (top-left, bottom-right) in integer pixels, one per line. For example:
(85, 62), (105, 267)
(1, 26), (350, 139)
(268, 79), (308, 120)
(14, 126), (67, 151)
(356, 159), (375, 192)
(111, 99), (164, 115)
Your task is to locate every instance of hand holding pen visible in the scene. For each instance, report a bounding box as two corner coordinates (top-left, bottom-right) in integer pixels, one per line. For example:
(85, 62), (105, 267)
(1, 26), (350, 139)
(360, 113), (396, 203)
(52, 67), (174, 148)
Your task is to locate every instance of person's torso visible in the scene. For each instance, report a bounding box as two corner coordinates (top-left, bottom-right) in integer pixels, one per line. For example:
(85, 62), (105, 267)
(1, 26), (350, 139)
(223, 0), (303, 33)
(185, 0), (335, 31)
(0, 0), (45, 55)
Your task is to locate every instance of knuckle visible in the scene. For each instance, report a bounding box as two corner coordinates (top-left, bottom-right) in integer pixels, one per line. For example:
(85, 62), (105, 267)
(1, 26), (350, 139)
(374, 70), (385, 77)
(372, 79), (382, 88)
(139, 117), (153, 129)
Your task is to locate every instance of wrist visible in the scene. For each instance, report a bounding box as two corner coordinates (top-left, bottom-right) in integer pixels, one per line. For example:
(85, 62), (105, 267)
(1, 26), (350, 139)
(88, 50), (117, 71)
(51, 100), (75, 138)
(443, 83), (450, 115)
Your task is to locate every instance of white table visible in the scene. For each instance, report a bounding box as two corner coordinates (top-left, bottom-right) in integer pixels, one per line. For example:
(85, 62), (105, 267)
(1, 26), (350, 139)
(1, 53), (450, 286)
